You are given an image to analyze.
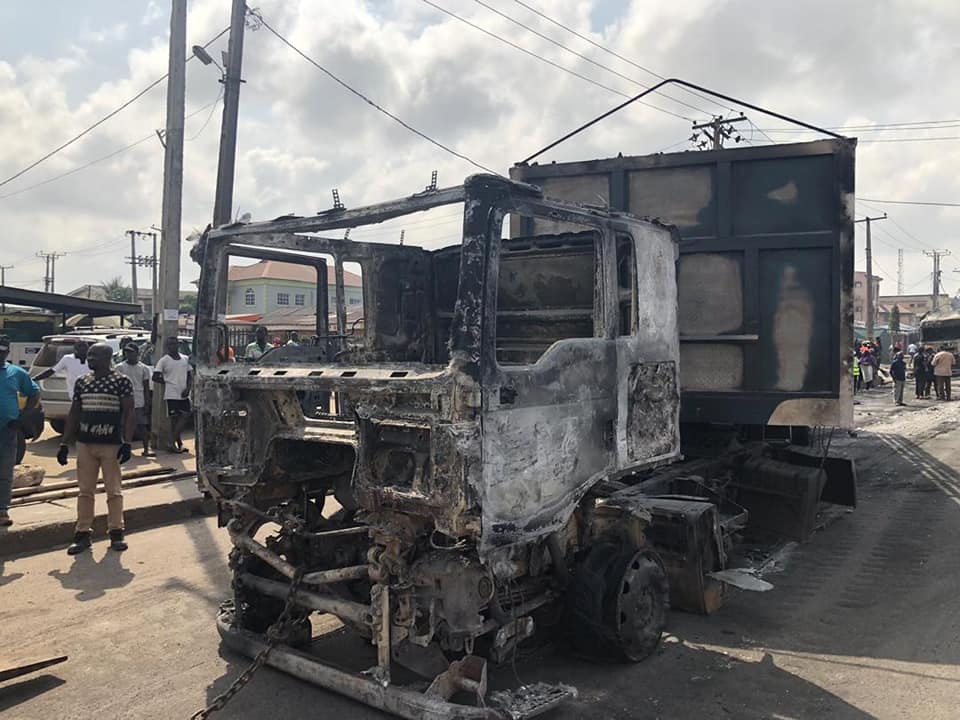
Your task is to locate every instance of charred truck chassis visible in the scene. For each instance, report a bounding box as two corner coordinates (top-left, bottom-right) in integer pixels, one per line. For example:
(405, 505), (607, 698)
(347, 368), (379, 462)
(193, 174), (855, 719)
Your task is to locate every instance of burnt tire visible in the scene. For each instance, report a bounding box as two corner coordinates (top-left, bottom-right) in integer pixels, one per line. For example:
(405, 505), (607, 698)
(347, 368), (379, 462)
(568, 543), (669, 662)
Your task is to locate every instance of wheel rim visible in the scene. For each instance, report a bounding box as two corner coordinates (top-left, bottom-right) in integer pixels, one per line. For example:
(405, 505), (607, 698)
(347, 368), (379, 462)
(614, 551), (667, 660)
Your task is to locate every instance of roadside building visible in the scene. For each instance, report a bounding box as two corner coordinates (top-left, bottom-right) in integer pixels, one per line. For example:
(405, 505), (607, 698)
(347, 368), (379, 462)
(853, 271), (882, 327)
(226, 261), (362, 316)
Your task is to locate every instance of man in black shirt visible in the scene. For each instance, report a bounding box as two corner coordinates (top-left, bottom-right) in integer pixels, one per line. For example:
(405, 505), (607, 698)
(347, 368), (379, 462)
(58, 342), (135, 554)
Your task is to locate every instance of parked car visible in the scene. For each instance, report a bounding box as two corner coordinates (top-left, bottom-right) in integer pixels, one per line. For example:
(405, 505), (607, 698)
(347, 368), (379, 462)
(30, 329), (152, 434)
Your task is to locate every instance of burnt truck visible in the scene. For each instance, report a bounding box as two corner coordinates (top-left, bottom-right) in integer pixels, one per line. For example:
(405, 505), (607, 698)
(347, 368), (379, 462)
(191, 138), (857, 719)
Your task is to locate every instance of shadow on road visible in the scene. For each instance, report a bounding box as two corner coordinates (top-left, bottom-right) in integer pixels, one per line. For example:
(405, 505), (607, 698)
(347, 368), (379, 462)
(0, 674), (66, 713)
(0, 557), (24, 588)
(47, 550), (135, 601)
(189, 628), (872, 720)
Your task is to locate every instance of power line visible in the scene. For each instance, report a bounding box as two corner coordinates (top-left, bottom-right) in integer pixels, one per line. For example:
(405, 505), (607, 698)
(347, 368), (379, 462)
(858, 198), (960, 208)
(763, 131), (960, 143)
(0, 97), (224, 201)
(185, 89), (223, 141)
(747, 118), (777, 146)
(857, 199), (935, 253)
(759, 119), (960, 132)
(473, 0), (709, 117)
(510, 0), (736, 115)
(419, 0), (690, 121)
(253, 9), (500, 176)
(858, 136), (960, 143)
(0, 26), (230, 190)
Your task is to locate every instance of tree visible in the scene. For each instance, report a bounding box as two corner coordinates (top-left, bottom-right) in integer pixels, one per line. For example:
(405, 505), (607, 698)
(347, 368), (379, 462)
(888, 304), (901, 334)
(100, 276), (132, 303)
(179, 293), (198, 314)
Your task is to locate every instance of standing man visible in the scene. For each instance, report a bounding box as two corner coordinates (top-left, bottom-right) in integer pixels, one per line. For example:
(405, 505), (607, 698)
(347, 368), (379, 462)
(859, 346), (877, 390)
(58, 343), (134, 554)
(116, 343), (153, 456)
(913, 346), (929, 400)
(931, 346), (956, 401)
(852, 350), (861, 394)
(153, 336), (192, 453)
(0, 335), (40, 527)
(33, 339), (90, 406)
(286, 330), (300, 346)
(890, 350), (907, 406)
(244, 326), (271, 360)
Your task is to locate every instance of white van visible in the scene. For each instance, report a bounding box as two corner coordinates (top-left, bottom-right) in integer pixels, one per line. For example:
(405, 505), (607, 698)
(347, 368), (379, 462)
(30, 329), (152, 433)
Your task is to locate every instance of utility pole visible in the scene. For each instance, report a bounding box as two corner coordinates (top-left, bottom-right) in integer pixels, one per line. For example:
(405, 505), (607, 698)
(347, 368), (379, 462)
(212, 0), (247, 226)
(126, 230), (139, 308)
(0, 264), (11, 313)
(153, 0), (187, 451)
(149, 231), (158, 319)
(36, 251), (65, 293)
(854, 214), (886, 340)
(897, 249), (904, 294)
(923, 250), (951, 310)
(691, 115), (749, 150)
(126, 229), (160, 317)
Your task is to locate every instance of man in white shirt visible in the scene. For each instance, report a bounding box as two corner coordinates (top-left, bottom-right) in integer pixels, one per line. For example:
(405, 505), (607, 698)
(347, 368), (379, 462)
(116, 343), (153, 456)
(931, 346), (956, 401)
(33, 340), (90, 400)
(152, 336), (193, 453)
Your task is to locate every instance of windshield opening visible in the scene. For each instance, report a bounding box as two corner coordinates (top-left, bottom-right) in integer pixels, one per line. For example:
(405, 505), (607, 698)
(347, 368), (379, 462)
(211, 204), (466, 367)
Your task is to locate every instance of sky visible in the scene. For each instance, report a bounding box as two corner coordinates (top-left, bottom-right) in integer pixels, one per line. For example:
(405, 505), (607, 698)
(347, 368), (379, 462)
(0, 0), (958, 298)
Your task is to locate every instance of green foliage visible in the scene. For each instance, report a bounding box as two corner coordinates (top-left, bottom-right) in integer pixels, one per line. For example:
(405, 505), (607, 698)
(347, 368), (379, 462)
(100, 276), (132, 303)
(179, 293), (198, 314)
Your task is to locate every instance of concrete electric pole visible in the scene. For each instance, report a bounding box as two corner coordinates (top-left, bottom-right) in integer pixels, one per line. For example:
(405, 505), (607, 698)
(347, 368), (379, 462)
(153, 0), (187, 451)
(36, 251), (65, 293)
(692, 115), (749, 150)
(127, 230), (139, 307)
(212, 0), (247, 226)
(897, 249), (904, 295)
(854, 214), (886, 340)
(923, 250), (951, 310)
(0, 264), (11, 313)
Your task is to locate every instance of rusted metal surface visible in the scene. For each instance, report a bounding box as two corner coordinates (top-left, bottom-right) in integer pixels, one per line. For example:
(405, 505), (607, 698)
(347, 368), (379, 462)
(194, 172), (855, 718)
(511, 139), (857, 429)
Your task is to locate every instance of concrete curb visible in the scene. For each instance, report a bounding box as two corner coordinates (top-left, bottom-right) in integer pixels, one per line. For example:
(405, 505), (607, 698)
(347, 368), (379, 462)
(1, 495), (216, 559)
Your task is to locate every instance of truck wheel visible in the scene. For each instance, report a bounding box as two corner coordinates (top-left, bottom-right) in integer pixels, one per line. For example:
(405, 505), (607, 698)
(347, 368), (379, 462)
(569, 543), (669, 662)
(49, 419), (66, 435)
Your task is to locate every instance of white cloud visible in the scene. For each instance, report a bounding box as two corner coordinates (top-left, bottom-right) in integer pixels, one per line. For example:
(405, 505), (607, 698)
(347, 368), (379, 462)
(0, 0), (958, 295)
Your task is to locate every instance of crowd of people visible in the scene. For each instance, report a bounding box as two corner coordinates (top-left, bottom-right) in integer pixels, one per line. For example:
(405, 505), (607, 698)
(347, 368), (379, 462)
(0, 334), (195, 554)
(0, 326), (303, 547)
(854, 337), (956, 406)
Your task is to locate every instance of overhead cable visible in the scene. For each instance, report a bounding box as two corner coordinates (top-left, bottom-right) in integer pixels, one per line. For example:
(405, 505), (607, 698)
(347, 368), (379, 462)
(510, 0), (736, 115)
(254, 9), (501, 175)
(0, 97), (224, 201)
(0, 26), (230, 190)
(857, 198), (960, 208)
(473, 0), (709, 116)
(420, 0), (690, 121)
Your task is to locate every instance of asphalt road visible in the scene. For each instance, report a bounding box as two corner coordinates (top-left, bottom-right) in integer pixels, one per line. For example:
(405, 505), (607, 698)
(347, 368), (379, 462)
(2, 389), (959, 719)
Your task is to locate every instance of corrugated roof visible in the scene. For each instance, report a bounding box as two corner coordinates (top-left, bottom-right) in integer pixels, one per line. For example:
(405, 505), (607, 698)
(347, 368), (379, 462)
(228, 260), (361, 287)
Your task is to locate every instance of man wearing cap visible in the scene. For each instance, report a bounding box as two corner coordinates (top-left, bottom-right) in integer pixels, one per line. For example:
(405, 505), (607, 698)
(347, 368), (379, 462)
(58, 342), (134, 553)
(0, 335), (40, 527)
